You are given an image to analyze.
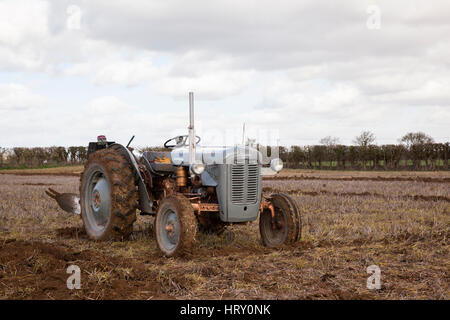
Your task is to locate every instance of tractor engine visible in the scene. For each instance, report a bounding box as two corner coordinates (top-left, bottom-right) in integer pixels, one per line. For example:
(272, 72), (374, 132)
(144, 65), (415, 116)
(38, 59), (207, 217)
(140, 145), (263, 223)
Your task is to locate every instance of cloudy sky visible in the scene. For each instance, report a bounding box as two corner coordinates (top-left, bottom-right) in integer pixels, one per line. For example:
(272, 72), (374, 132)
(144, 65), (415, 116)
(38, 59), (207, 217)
(0, 0), (449, 148)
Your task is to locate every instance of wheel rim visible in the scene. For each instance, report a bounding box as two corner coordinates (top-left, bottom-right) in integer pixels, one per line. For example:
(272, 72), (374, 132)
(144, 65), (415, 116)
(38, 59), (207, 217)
(84, 168), (111, 233)
(158, 208), (180, 252)
(261, 205), (288, 245)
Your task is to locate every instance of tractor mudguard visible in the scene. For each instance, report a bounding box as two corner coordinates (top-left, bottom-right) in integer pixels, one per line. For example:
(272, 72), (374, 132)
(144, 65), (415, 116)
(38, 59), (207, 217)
(109, 143), (153, 214)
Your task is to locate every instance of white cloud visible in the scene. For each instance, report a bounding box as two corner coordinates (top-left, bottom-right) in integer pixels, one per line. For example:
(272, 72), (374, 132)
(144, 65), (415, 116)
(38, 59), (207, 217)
(77, 50), (255, 99)
(93, 57), (160, 86)
(427, 106), (450, 126)
(0, 0), (49, 71)
(151, 70), (255, 100)
(0, 0), (449, 146)
(0, 0), (49, 47)
(87, 96), (135, 114)
(0, 83), (45, 110)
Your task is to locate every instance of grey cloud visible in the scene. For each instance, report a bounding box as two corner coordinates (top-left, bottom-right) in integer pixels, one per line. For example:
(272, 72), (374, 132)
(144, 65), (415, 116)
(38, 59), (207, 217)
(65, 1), (449, 69)
(1, 0), (449, 146)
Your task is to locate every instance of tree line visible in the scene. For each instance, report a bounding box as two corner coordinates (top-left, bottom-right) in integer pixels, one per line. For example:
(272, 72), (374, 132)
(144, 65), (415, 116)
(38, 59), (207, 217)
(277, 142), (449, 170)
(0, 146), (87, 168)
(1, 132), (448, 170)
(276, 131), (449, 170)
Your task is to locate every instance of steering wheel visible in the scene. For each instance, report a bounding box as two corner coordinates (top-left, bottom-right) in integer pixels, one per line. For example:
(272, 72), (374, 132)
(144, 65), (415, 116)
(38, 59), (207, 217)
(164, 135), (201, 149)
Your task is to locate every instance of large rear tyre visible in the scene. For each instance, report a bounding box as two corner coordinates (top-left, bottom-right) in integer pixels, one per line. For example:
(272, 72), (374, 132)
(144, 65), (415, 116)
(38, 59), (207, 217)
(259, 193), (301, 247)
(155, 195), (197, 257)
(80, 148), (138, 241)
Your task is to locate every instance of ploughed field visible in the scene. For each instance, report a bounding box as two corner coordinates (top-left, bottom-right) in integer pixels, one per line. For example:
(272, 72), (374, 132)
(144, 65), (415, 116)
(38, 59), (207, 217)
(0, 169), (448, 300)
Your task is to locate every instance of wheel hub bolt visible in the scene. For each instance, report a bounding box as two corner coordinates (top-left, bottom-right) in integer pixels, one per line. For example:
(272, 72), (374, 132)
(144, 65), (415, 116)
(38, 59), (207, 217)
(93, 191), (100, 208)
(165, 223), (174, 234)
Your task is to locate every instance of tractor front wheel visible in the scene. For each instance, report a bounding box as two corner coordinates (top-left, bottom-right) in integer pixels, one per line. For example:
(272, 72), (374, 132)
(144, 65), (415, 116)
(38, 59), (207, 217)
(259, 193), (301, 247)
(155, 195), (198, 257)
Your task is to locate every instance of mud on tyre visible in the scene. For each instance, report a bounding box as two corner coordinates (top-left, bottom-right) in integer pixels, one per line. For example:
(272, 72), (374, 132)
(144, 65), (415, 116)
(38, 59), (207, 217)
(155, 195), (198, 257)
(80, 148), (138, 241)
(259, 193), (301, 247)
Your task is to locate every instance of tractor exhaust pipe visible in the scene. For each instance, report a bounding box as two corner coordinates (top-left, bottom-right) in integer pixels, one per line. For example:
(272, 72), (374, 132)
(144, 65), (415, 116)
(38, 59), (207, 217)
(188, 92), (196, 166)
(188, 92), (205, 176)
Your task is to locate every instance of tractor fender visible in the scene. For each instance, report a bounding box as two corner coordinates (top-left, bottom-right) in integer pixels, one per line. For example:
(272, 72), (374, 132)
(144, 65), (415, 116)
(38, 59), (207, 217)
(109, 143), (153, 214)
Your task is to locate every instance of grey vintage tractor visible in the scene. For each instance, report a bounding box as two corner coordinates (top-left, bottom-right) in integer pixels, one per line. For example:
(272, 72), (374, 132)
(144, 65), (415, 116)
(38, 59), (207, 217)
(47, 93), (301, 256)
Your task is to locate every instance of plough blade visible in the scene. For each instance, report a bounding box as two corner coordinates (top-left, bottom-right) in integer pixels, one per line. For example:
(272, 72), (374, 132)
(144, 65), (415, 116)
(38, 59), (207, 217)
(45, 188), (81, 215)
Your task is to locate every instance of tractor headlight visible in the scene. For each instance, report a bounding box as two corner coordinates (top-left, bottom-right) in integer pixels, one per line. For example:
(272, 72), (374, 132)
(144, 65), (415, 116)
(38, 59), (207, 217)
(190, 162), (205, 175)
(270, 158), (283, 172)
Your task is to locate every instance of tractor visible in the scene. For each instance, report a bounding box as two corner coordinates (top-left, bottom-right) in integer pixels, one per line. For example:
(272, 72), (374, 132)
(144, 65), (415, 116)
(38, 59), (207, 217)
(47, 93), (301, 257)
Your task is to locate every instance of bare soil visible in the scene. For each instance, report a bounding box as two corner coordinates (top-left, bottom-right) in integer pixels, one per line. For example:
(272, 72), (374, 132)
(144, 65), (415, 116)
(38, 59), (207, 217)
(0, 171), (448, 300)
(0, 166), (83, 177)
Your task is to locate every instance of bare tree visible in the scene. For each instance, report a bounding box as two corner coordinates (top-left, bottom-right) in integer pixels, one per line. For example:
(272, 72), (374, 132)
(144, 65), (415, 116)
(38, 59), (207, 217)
(400, 132), (434, 147)
(319, 136), (340, 147)
(353, 131), (376, 147)
(0, 147), (5, 167)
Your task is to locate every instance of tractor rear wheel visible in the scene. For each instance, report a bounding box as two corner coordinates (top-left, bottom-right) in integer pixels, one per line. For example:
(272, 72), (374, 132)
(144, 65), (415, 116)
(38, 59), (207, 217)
(80, 148), (138, 241)
(259, 193), (301, 247)
(155, 195), (197, 257)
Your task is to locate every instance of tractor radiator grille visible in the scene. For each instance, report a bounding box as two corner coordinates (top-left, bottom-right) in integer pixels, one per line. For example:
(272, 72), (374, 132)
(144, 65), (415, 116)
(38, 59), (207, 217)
(231, 164), (259, 205)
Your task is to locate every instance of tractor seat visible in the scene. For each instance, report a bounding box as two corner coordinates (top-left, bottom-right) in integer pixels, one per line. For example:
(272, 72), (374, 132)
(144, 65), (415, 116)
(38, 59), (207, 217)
(142, 151), (177, 172)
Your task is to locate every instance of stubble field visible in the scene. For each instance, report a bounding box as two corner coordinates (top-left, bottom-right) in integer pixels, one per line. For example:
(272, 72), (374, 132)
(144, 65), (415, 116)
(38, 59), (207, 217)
(0, 168), (448, 300)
